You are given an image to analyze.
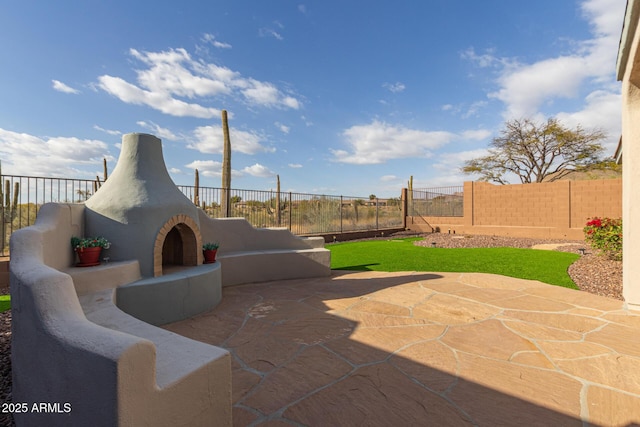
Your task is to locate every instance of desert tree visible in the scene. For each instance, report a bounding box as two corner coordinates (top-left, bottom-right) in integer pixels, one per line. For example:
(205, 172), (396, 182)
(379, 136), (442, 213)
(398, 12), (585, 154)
(462, 118), (606, 184)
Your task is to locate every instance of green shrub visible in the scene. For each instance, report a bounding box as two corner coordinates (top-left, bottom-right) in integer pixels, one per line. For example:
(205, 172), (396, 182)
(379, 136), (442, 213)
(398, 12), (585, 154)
(583, 217), (622, 260)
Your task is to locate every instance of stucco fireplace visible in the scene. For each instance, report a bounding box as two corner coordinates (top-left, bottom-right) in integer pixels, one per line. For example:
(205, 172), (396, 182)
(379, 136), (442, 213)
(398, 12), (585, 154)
(84, 133), (204, 278)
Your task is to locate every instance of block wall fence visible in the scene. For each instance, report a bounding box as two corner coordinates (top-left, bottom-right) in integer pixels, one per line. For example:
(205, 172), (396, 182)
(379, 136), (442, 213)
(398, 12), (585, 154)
(407, 179), (622, 240)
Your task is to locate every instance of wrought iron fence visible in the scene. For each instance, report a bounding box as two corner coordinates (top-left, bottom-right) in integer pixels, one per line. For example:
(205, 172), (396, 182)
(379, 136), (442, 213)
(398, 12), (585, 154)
(410, 186), (464, 217)
(1, 174), (99, 256)
(178, 185), (404, 235)
(0, 173), (404, 256)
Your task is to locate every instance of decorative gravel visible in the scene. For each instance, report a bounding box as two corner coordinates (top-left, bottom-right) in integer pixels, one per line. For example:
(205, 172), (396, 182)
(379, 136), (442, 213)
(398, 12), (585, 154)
(0, 287), (12, 427)
(0, 235), (623, 425)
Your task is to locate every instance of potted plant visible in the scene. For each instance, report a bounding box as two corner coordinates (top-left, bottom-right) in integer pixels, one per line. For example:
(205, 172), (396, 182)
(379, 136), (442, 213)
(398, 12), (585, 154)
(71, 236), (111, 267)
(202, 242), (219, 264)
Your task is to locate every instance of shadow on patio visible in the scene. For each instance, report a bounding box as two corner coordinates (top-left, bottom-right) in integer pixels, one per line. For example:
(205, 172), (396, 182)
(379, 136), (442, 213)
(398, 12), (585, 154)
(164, 270), (640, 426)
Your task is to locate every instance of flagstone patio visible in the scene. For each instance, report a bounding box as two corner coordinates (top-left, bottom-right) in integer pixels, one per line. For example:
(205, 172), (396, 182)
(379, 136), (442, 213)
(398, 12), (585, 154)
(164, 270), (640, 426)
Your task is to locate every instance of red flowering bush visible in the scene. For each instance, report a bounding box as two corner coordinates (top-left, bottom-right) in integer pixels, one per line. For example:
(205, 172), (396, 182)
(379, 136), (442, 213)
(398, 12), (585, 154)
(583, 217), (622, 260)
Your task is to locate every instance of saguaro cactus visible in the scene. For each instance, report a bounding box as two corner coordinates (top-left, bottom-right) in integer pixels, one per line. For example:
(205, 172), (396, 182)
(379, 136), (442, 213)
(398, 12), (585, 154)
(0, 168), (19, 251)
(221, 110), (232, 217)
(194, 168), (200, 206)
(94, 158), (109, 192)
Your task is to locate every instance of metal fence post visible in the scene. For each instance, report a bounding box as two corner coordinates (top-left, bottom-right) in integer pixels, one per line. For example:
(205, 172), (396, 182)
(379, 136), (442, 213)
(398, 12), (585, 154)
(340, 195), (343, 233)
(288, 192), (292, 231)
(401, 188), (408, 229)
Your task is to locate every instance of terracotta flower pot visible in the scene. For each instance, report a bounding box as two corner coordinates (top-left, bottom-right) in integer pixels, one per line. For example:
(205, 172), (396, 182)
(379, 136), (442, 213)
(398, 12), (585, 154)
(203, 249), (218, 264)
(75, 246), (102, 267)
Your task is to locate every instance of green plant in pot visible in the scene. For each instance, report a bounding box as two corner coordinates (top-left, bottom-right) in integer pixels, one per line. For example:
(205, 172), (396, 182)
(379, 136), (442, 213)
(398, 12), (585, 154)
(203, 242), (220, 264)
(71, 236), (111, 267)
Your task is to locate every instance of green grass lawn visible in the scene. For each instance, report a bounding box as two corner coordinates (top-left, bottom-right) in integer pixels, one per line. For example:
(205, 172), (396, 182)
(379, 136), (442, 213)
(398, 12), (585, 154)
(328, 238), (580, 289)
(0, 295), (10, 313)
(0, 238), (577, 314)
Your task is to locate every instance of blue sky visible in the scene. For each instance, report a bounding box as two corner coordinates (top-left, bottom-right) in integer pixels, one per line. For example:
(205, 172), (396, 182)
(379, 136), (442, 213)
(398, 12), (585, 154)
(0, 0), (626, 197)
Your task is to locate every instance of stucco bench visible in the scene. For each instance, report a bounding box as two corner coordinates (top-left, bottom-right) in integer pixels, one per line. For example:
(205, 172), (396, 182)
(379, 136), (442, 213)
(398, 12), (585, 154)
(115, 262), (222, 325)
(68, 260), (228, 394)
(217, 247), (330, 286)
(63, 260), (231, 425)
(79, 288), (229, 389)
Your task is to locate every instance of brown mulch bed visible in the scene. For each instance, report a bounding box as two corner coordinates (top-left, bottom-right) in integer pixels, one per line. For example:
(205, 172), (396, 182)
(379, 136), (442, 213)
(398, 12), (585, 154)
(0, 235), (623, 426)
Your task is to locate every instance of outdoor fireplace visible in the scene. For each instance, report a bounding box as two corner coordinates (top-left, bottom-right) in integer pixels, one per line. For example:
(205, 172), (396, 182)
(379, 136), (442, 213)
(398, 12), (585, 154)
(84, 133), (204, 277)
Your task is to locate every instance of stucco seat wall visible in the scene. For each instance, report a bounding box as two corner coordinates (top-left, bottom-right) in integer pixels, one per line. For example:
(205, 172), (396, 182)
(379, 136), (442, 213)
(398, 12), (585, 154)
(217, 249), (330, 286)
(10, 203), (232, 426)
(197, 212), (331, 286)
(115, 262), (223, 325)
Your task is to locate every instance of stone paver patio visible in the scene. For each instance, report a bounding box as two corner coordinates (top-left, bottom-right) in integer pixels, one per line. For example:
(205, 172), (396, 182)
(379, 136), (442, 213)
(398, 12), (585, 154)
(164, 271), (640, 426)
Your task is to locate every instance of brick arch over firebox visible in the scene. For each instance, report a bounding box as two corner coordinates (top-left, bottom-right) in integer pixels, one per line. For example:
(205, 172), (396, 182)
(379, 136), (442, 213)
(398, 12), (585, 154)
(153, 214), (203, 277)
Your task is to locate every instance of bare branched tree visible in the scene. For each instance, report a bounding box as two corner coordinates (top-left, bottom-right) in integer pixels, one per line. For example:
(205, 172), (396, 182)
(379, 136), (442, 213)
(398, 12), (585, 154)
(462, 118), (606, 184)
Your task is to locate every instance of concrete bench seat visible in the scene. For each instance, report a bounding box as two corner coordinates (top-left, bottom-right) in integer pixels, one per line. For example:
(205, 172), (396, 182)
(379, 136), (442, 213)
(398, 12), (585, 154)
(79, 288), (228, 388)
(218, 247), (330, 286)
(115, 262), (222, 326)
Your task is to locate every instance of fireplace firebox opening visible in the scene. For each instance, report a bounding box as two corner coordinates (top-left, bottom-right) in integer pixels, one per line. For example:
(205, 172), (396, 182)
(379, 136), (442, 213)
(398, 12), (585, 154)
(153, 215), (203, 277)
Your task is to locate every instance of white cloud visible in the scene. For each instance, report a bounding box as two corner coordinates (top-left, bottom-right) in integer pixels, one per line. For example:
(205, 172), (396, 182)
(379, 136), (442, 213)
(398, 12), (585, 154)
(242, 80), (279, 105)
(300, 115), (314, 127)
(430, 149), (491, 185)
(556, 89), (621, 153)
(97, 47), (301, 116)
(130, 48), (233, 98)
(52, 79), (80, 94)
(282, 96), (300, 109)
(489, 56), (590, 118)
(93, 125), (121, 136)
(201, 33), (232, 49)
(478, 0), (625, 120)
(185, 160), (223, 178)
(383, 82), (406, 93)
(581, 0), (625, 38)
(240, 79), (300, 109)
(168, 167), (183, 174)
(460, 47), (504, 68)
(259, 27), (284, 40)
(275, 122), (290, 134)
(332, 120), (470, 164)
(380, 175), (397, 182)
(460, 129), (492, 141)
(462, 101), (488, 118)
(242, 163), (275, 177)
(288, 163), (303, 168)
(0, 128), (109, 176)
(441, 101), (488, 118)
(434, 149), (490, 170)
(189, 125), (275, 155)
(136, 121), (178, 141)
(98, 75), (220, 118)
